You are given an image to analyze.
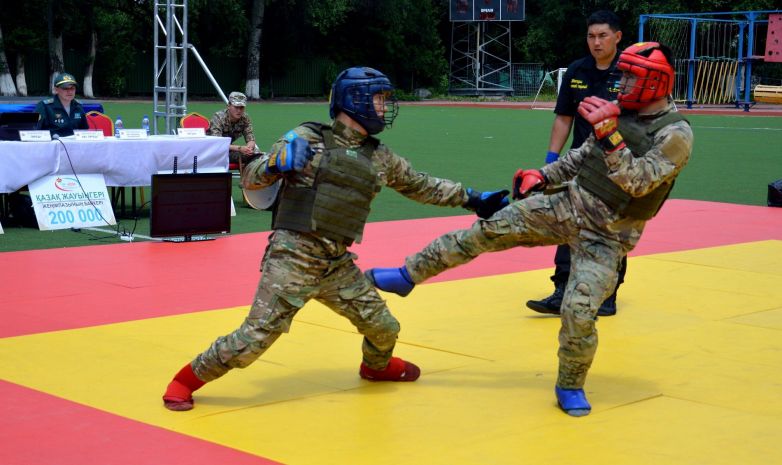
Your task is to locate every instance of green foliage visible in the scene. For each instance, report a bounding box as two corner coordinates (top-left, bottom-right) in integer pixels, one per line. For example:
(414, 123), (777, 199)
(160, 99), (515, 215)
(1, 0), (779, 98)
(86, 0), (152, 96)
(189, 0), (250, 58)
(304, 0), (355, 34)
(1, 0), (47, 54)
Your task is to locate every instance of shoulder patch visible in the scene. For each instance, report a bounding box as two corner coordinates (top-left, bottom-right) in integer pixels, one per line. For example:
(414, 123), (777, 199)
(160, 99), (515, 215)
(44, 98), (54, 104)
(283, 129), (299, 142)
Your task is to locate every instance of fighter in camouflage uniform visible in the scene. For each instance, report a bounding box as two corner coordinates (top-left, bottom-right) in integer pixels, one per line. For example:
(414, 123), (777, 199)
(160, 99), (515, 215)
(162, 67), (509, 411)
(367, 42), (694, 417)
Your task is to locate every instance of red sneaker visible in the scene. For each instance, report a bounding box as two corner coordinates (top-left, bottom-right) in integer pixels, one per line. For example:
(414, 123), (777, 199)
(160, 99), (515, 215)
(359, 357), (420, 382)
(162, 363), (206, 411)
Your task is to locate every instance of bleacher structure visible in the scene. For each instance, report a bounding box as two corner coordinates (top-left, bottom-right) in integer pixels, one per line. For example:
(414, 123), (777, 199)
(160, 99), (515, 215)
(640, 10), (782, 111)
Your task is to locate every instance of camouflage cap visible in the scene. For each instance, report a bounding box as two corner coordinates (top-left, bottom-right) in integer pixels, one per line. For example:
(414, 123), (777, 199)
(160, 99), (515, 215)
(228, 91), (247, 107)
(54, 72), (78, 88)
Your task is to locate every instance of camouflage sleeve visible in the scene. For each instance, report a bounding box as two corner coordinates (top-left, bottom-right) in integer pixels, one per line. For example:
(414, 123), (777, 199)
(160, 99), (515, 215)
(604, 121), (693, 197)
(540, 142), (588, 185)
(243, 116), (256, 143)
(207, 113), (222, 137)
(373, 144), (468, 207)
(241, 124), (322, 189)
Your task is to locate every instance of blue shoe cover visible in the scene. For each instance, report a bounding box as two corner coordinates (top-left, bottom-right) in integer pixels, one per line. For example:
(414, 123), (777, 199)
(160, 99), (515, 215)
(555, 386), (591, 417)
(366, 267), (415, 297)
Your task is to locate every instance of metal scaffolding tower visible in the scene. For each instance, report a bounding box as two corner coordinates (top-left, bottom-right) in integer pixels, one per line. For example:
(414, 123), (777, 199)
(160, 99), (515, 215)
(449, 21), (513, 95)
(153, 0), (188, 135)
(153, 0), (227, 135)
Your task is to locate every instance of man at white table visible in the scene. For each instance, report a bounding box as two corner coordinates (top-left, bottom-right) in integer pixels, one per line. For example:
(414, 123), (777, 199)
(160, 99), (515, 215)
(208, 91), (260, 167)
(35, 72), (89, 137)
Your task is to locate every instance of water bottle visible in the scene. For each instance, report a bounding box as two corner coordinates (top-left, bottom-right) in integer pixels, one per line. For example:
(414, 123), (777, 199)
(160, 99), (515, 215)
(114, 116), (124, 138)
(141, 114), (150, 136)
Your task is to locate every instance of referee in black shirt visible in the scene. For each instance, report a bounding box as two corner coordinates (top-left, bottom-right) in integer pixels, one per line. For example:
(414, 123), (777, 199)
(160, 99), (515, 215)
(526, 10), (626, 317)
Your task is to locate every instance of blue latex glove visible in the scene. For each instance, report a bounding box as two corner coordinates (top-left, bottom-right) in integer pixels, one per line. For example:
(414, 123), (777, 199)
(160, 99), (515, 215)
(464, 188), (510, 219)
(265, 135), (314, 174)
(545, 151), (560, 164)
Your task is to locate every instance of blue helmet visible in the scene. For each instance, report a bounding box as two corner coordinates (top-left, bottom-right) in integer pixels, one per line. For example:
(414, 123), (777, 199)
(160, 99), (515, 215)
(329, 67), (399, 135)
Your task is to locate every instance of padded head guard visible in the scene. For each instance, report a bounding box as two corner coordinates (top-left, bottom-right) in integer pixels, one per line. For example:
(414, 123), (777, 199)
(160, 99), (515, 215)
(329, 67), (398, 135)
(616, 42), (674, 110)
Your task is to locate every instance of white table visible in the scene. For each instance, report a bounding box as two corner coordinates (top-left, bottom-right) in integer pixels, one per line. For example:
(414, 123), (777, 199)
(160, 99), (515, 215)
(0, 135), (230, 193)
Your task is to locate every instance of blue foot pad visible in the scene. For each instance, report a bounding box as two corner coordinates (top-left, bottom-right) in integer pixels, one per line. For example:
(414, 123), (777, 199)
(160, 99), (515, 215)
(555, 386), (591, 417)
(366, 267), (415, 297)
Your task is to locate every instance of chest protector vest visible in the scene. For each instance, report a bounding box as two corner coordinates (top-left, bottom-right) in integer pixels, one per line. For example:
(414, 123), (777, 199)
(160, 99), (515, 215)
(273, 123), (381, 245)
(577, 111), (687, 220)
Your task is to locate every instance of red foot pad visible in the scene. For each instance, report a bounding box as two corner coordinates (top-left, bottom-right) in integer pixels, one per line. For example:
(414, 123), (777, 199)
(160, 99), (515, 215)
(162, 363), (206, 411)
(359, 357), (420, 382)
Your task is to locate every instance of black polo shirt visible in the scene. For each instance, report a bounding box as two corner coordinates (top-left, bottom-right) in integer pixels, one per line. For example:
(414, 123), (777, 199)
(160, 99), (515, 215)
(554, 54), (621, 149)
(35, 95), (89, 137)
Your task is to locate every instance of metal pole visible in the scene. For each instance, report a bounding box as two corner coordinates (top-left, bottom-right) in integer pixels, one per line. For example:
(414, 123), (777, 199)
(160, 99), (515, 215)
(475, 22), (481, 91)
(180, 0), (188, 126)
(687, 19), (697, 109)
(736, 22), (747, 108)
(639, 15), (646, 40)
(743, 12), (757, 112)
(165, 1), (174, 134)
(189, 45), (228, 104)
(152, 3), (159, 135)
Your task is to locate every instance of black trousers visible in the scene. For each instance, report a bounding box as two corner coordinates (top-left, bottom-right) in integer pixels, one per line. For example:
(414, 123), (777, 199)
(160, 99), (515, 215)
(552, 244), (627, 297)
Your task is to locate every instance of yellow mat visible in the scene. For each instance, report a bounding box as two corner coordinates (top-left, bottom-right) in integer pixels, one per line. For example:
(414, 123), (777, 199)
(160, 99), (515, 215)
(1, 240), (781, 465)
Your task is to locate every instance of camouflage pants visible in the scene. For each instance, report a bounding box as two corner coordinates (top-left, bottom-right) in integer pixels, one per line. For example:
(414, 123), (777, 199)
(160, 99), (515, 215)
(192, 230), (400, 382)
(405, 192), (624, 389)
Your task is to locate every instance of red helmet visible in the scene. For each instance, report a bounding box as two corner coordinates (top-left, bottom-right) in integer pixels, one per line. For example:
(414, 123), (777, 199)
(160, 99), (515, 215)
(616, 42), (674, 110)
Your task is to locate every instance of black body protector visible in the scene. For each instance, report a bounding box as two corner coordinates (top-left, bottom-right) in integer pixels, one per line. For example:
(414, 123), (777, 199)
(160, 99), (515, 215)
(577, 111), (687, 220)
(273, 123), (381, 245)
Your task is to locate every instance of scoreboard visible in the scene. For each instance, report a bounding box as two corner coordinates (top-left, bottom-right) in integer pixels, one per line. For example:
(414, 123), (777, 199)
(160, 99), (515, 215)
(450, 0), (525, 22)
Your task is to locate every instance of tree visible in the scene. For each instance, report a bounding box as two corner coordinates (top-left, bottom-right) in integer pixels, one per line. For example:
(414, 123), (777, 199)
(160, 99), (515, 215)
(0, 23), (17, 95)
(2, 0), (47, 96)
(245, 0), (265, 99)
(91, 0), (151, 97)
(83, 1), (98, 98)
(47, 0), (64, 88)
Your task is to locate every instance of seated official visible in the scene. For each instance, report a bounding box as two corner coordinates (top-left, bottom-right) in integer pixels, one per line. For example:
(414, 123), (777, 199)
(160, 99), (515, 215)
(208, 91), (260, 165)
(35, 72), (89, 137)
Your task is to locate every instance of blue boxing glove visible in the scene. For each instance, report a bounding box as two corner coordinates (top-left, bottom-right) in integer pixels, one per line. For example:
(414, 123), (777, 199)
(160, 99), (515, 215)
(464, 188), (510, 219)
(545, 151), (560, 164)
(365, 266), (415, 297)
(265, 133), (314, 174)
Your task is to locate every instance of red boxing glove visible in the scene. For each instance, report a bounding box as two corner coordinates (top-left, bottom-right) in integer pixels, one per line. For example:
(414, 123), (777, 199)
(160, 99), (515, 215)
(577, 96), (626, 153)
(512, 169), (546, 200)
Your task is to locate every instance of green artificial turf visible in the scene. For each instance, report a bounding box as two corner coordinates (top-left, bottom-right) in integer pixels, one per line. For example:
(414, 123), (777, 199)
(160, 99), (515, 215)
(2, 101), (780, 252)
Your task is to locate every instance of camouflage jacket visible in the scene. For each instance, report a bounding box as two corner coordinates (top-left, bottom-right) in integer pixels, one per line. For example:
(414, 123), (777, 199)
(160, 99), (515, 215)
(242, 120), (469, 249)
(541, 100), (693, 245)
(208, 109), (255, 144)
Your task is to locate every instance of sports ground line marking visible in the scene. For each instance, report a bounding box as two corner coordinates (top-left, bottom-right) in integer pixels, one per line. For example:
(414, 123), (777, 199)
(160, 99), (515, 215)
(693, 126), (782, 131)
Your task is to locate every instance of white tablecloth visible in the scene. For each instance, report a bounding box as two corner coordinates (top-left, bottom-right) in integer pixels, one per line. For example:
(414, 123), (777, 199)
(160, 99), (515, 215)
(0, 135), (230, 193)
